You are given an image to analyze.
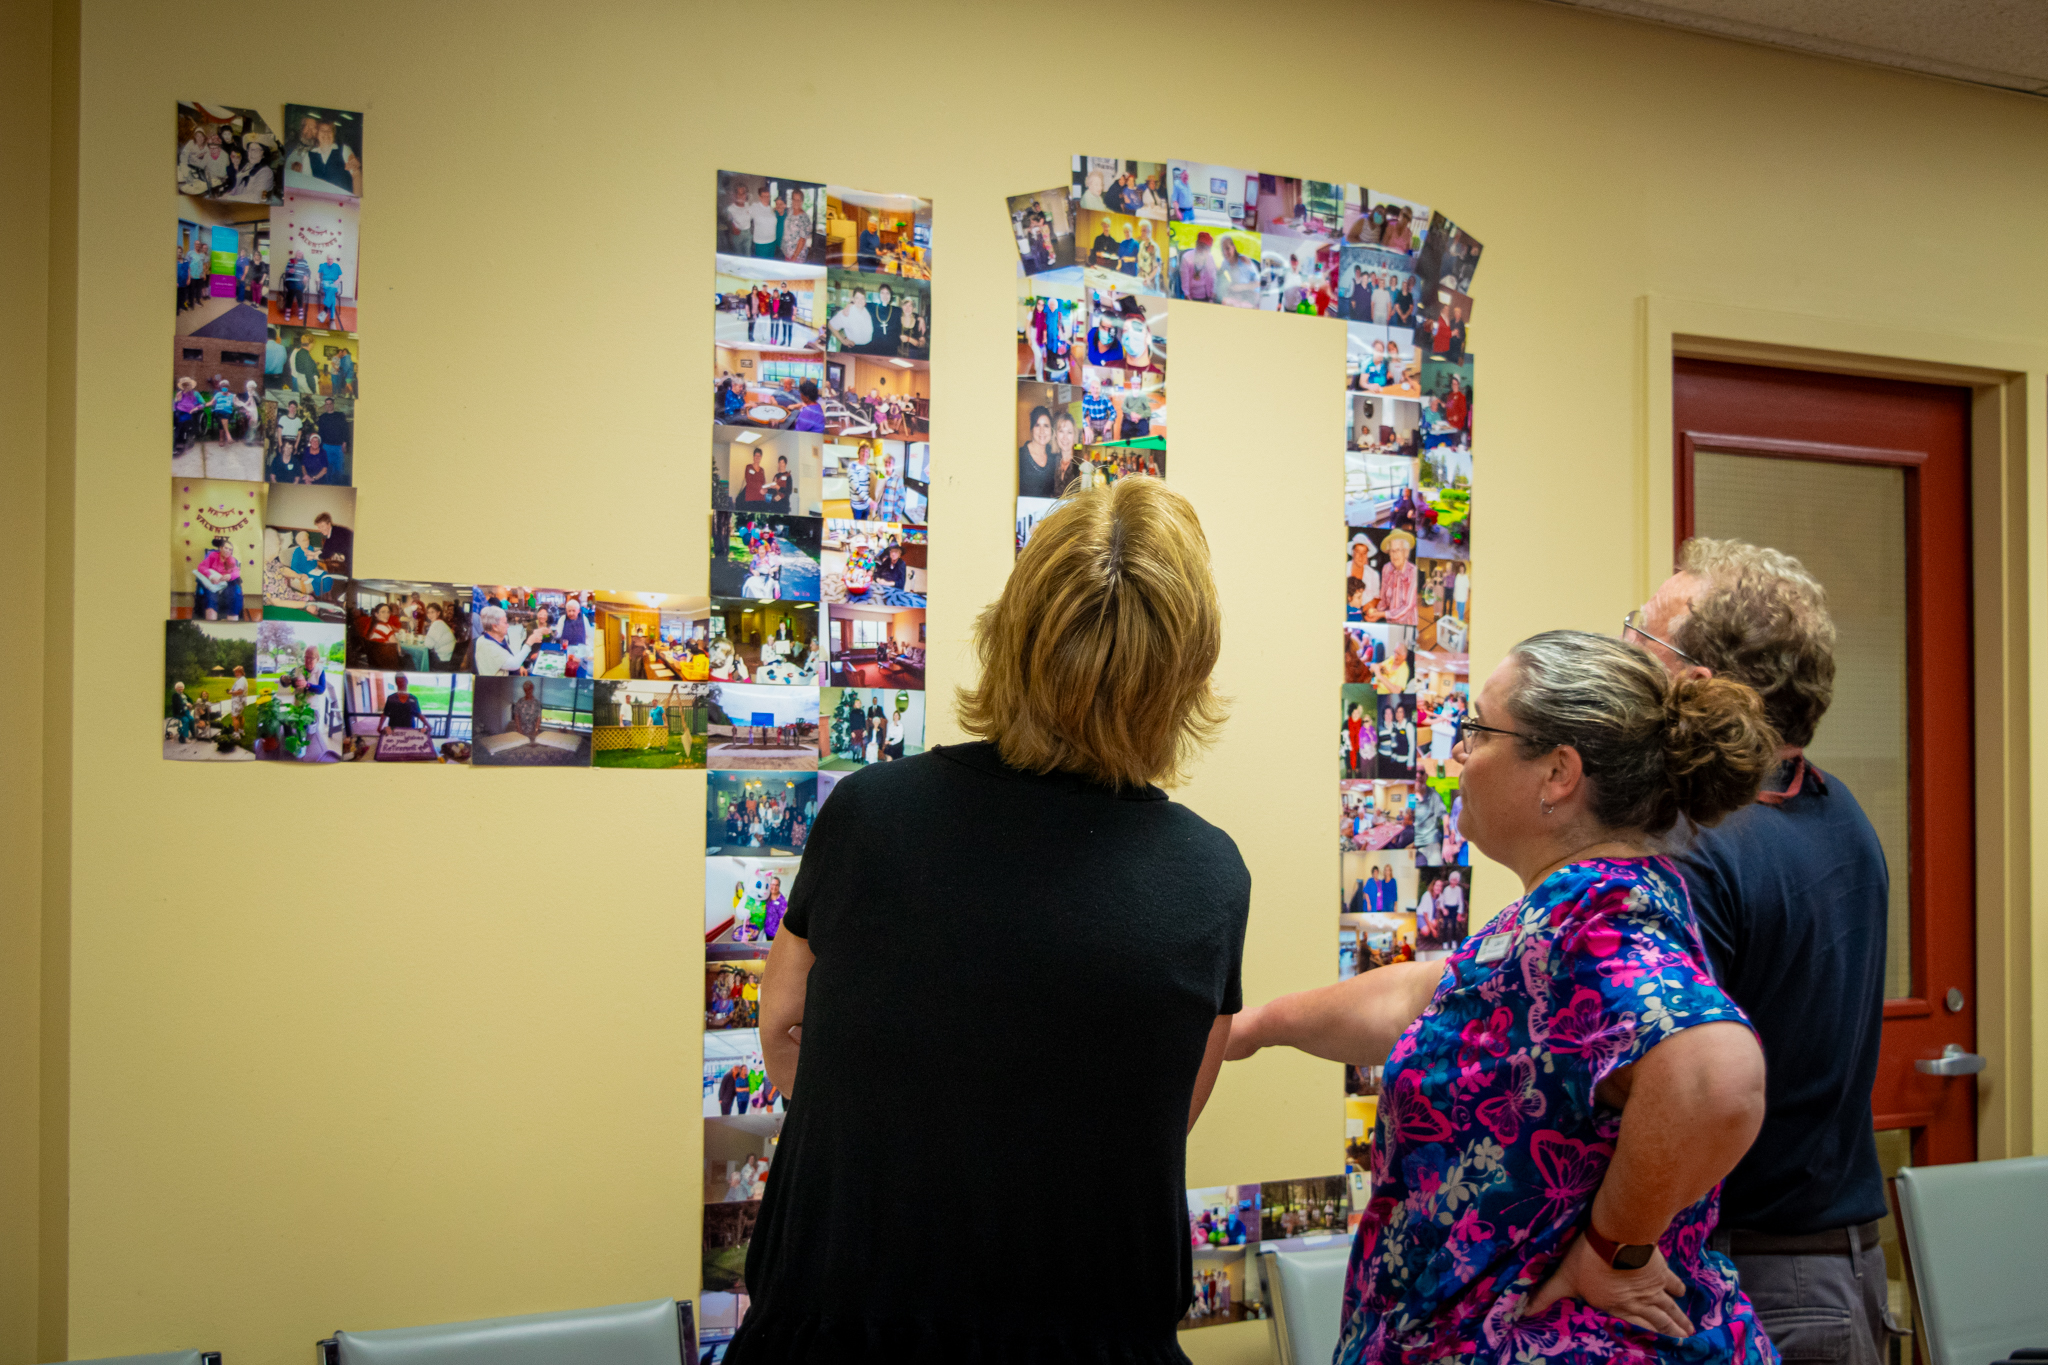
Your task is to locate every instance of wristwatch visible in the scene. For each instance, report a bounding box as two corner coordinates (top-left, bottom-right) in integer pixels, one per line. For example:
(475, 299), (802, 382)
(1582, 1220), (1656, 1271)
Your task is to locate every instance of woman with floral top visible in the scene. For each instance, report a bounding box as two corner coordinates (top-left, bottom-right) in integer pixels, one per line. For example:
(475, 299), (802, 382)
(1231, 631), (1781, 1365)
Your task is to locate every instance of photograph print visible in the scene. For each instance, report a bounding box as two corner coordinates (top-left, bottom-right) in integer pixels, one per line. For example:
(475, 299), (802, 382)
(711, 511), (823, 603)
(470, 676), (593, 766)
(259, 482), (354, 624)
(704, 599), (818, 686)
(1077, 210), (1166, 296)
(825, 602), (924, 688)
(1347, 526), (1421, 628)
(823, 518), (926, 609)
(1009, 187), (1077, 278)
(1336, 245), (1418, 327)
(1346, 323), (1421, 399)
(1344, 621), (1417, 694)
(162, 618), (259, 761)
(472, 586), (598, 678)
(824, 269), (929, 360)
(593, 678), (709, 769)
(589, 591), (707, 681)
(714, 257), (826, 353)
(707, 771), (816, 857)
(177, 101), (280, 203)
(1015, 380), (1081, 500)
(705, 682), (819, 771)
(716, 427), (824, 518)
(1341, 777), (1416, 853)
(1165, 221), (1261, 308)
(1260, 1175), (1348, 1244)
(1254, 175), (1344, 247)
(825, 186), (931, 278)
(253, 617), (345, 762)
(263, 386), (355, 489)
(171, 333), (265, 480)
(1419, 283), (1472, 366)
(717, 170), (825, 265)
(1420, 354), (1474, 452)
(820, 686), (925, 770)
(1080, 273), (1166, 393)
(713, 348), (826, 431)
(281, 105), (363, 197)
(175, 197), (268, 342)
(1414, 864), (1470, 952)
(347, 579), (469, 672)
(1017, 274), (1082, 383)
(171, 476), (263, 621)
(1348, 392), (1420, 457)
(1072, 156), (1168, 219)
(706, 855), (803, 958)
(1166, 161), (1255, 229)
(340, 669), (473, 764)
(270, 189), (361, 333)
(1416, 215), (1482, 297)
(1346, 190), (1432, 257)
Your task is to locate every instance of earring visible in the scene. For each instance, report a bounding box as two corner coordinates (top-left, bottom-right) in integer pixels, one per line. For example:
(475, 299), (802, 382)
(1541, 799), (1555, 816)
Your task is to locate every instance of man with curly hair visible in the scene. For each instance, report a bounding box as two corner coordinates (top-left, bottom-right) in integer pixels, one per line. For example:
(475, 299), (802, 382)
(1633, 536), (1902, 1365)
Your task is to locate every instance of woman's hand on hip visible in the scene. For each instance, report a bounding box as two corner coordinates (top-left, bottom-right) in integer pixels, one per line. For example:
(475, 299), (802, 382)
(1522, 1234), (1693, 1338)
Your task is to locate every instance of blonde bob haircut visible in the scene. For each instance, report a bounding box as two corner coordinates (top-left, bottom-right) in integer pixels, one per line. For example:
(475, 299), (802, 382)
(956, 478), (1227, 789)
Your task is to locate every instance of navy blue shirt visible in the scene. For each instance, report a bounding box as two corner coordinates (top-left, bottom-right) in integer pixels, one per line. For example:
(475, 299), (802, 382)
(1671, 760), (1891, 1235)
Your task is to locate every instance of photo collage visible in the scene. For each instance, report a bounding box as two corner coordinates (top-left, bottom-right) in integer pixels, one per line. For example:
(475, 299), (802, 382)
(1012, 154), (1483, 1330)
(701, 170), (934, 1355)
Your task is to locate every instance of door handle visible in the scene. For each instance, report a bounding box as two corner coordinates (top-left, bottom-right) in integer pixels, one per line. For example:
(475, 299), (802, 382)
(1914, 1044), (1986, 1076)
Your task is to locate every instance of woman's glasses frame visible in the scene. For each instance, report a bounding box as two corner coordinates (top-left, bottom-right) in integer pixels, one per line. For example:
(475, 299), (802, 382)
(1452, 719), (1541, 759)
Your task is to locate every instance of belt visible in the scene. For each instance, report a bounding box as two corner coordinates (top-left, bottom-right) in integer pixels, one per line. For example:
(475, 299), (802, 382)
(1714, 1219), (1884, 1256)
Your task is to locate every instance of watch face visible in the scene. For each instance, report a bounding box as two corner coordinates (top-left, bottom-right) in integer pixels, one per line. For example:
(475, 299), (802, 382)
(1613, 1243), (1656, 1271)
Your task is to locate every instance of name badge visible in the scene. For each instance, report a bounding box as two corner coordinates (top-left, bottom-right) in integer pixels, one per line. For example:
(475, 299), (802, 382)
(1475, 931), (1514, 964)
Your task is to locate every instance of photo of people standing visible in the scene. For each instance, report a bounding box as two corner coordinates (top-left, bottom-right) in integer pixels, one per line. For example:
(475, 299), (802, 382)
(714, 258), (826, 353)
(1008, 187), (1076, 277)
(1072, 156), (1168, 219)
(262, 388), (355, 487)
(162, 619), (260, 761)
(281, 105), (363, 197)
(1166, 161), (1255, 229)
(1166, 222), (1262, 308)
(1014, 382), (1081, 499)
(1336, 245), (1418, 327)
(1017, 276), (1082, 382)
(1420, 354), (1475, 452)
(1077, 210), (1166, 296)
(1415, 215), (1483, 297)
(715, 428), (823, 520)
(717, 171), (825, 266)
(593, 679), (709, 769)
(823, 270), (930, 360)
(706, 771), (816, 857)
(175, 199), (268, 343)
(825, 187), (931, 278)
(177, 102), (281, 203)
(705, 682), (819, 771)
(1413, 866), (1469, 951)
(705, 856), (803, 959)
(819, 686), (925, 770)
(1080, 276), (1166, 392)
(260, 484), (355, 624)
(702, 599), (818, 686)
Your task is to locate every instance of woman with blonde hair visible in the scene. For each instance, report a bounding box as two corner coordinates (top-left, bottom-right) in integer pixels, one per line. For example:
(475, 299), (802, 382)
(1229, 631), (1779, 1364)
(733, 479), (1246, 1362)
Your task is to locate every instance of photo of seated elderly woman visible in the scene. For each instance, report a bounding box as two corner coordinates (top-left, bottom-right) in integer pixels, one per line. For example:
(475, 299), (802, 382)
(823, 269), (930, 360)
(716, 428), (823, 518)
(705, 856), (804, 960)
(1345, 622), (1418, 695)
(339, 669), (473, 764)
(162, 619), (260, 761)
(1078, 277), (1167, 392)
(713, 351), (827, 431)
(1346, 452), (1421, 535)
(262, 392), (354, 488)
(703, 599), (818, 687)
(706, 771), (816, 857)
(1345, 322), (1422, 400)
(822, 519), (926, 608)
(1348, 393), (1420, 457)
(1341, 778), (1416, 853)
(587, 591), (709, 681)
(470, 676), (592, 766)
(593, 678), (709, 769)
(825, 186), (931, 277)
(178, 102), (282, 204)
(825, 602), (924, 688)
(1419, 354), (1473, 452)
(469, 586), (598, 677)
(705, 682), (819, 771)
(826, 356), (930, 440)
(346, 580), (468, 672)
(260, 483), (354, 623)
(253, 618), (344, 762)
(170, 476), (265, 621)
(710, 511), (822, 603)
(819, 686), (926, 770)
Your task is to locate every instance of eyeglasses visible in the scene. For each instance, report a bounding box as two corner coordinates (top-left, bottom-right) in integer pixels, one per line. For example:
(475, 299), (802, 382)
(1622, 609), (1703, 667)
(1453, 719), (1541, 755)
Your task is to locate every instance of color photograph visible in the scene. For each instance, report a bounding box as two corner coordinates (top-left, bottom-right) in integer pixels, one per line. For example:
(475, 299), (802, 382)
(705, 682), (820, 771)
(824, 186), (930, 278)
(703, 1028), (783, 1120)
(706, 856), (804, 959)
(1255, 175), (1344, 246)
(470, 676), (593, 766)
(1015, 381), (1081, 500)
(1347, 190), (1431, 257)
(707, 772), (816, 857)
(1340, 684), (1379, 780)
(1415, 461), (1472, 562)
(824, 270), (929, 360)
(1167, 162), (1255, 229)
(268, 324), (359, 401)
(716, 171), (824, 264)
(592, 591), (711, 679)
(1076, 209), (1166, 295)
(1420, 354), (1474, 451)
(1411, 781), (1468, 868)
(270, 190), (360, 332)
(1416, 557), (1471, 656)
(706, 958), (765, 1033)
(1080, 272), (1166, 393)
(1259, 1175), (1348, 1243)
(1018, 275), (1083, 382)
(704, 599), (819, 685)
(1015, 496), (1057, 554)
(253, 618), (345, 762)
(471, 586), (598, 677)
(1187, 1185), (1260, 1248)
(347, 580), (469, 671)
(822, 438), (916, 523)
(1077, 383), (1164, 445)
(1345, 323), (1422, 398)
(1375, 693), (1418, 779)
(593, 679), (709, 769)
(820, 686), (925, 769)
(1416, 215), (1482, 296)
(1420, 284), (1472, 364)
(1073, 156), (1168, 219)
(260, 483), (354, 624)
(822, 519), (926, 608)
(713, 350), (826, 430)
(825, 603), (924, 687)
(1342, 778), (1417, 852)
(281, 106), (362, 196)
(714, 257), (825, 352)
(824, 355), (929, 439)
(1166, 222), (1261, 307)
(1348, 393), (1420, 457)
(177, 102), (280, 203)
(162, 619), (259, 761)
(340, 670), (473, 763)
(1346, 452), (1417, 533)
(716, 428), (823, 518)
(170, 476), (263, 620)
(1009, 187), (1075, 276)
(1068, 444), (1164, 489)
(1415, 866), (1471, 951)
(175, 198), (268, 340)
(262, 390), (354, 487)
(1342, 849), (1418, 920)
(1336, 245), (1418, 327)
(1345, 621), (1419, 696)
(710, 512), (822, 603)
(1348, 526), (1421, 628)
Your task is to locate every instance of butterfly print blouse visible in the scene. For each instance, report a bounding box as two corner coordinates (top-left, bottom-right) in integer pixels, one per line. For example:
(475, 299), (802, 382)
(1337, 857), (1778, 1365)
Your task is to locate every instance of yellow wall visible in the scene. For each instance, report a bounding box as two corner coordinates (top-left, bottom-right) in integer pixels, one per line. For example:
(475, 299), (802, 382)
(10, 0), (2048, 1362)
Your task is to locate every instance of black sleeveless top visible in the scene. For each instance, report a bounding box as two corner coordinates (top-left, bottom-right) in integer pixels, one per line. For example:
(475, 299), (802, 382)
(725, 742), (1250, 1364)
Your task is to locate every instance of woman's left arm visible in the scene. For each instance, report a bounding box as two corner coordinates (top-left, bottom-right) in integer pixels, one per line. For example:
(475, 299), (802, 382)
(1524, 1020), (1766, 1332)
(758, 929), (816, 1098)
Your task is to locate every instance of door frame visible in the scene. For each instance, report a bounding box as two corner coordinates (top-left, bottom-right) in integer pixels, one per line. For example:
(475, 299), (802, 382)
(1641, 294), (2046, 1161)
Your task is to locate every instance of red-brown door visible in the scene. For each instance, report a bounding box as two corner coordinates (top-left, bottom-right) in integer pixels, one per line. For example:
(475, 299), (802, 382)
(1673, 358), (1977, 1169)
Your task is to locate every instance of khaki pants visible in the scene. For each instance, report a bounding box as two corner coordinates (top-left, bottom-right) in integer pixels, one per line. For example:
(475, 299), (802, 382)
(1714, 1222), (1906, 1365)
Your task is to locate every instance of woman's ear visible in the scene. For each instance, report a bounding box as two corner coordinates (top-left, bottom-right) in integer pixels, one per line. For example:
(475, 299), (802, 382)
(1543, 744), (1586, 808)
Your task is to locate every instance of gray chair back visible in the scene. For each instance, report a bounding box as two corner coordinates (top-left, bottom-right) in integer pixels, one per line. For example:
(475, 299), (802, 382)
(1894, 1154), (2048, 1365)
(46, 1355), (217, 1365)
(1259, 1243), (1350, 1365)
(327, 1299), (687, 1365)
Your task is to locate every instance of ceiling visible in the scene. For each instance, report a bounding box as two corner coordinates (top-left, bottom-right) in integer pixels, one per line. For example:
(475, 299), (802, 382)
(1535, 0), (2048, 96)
